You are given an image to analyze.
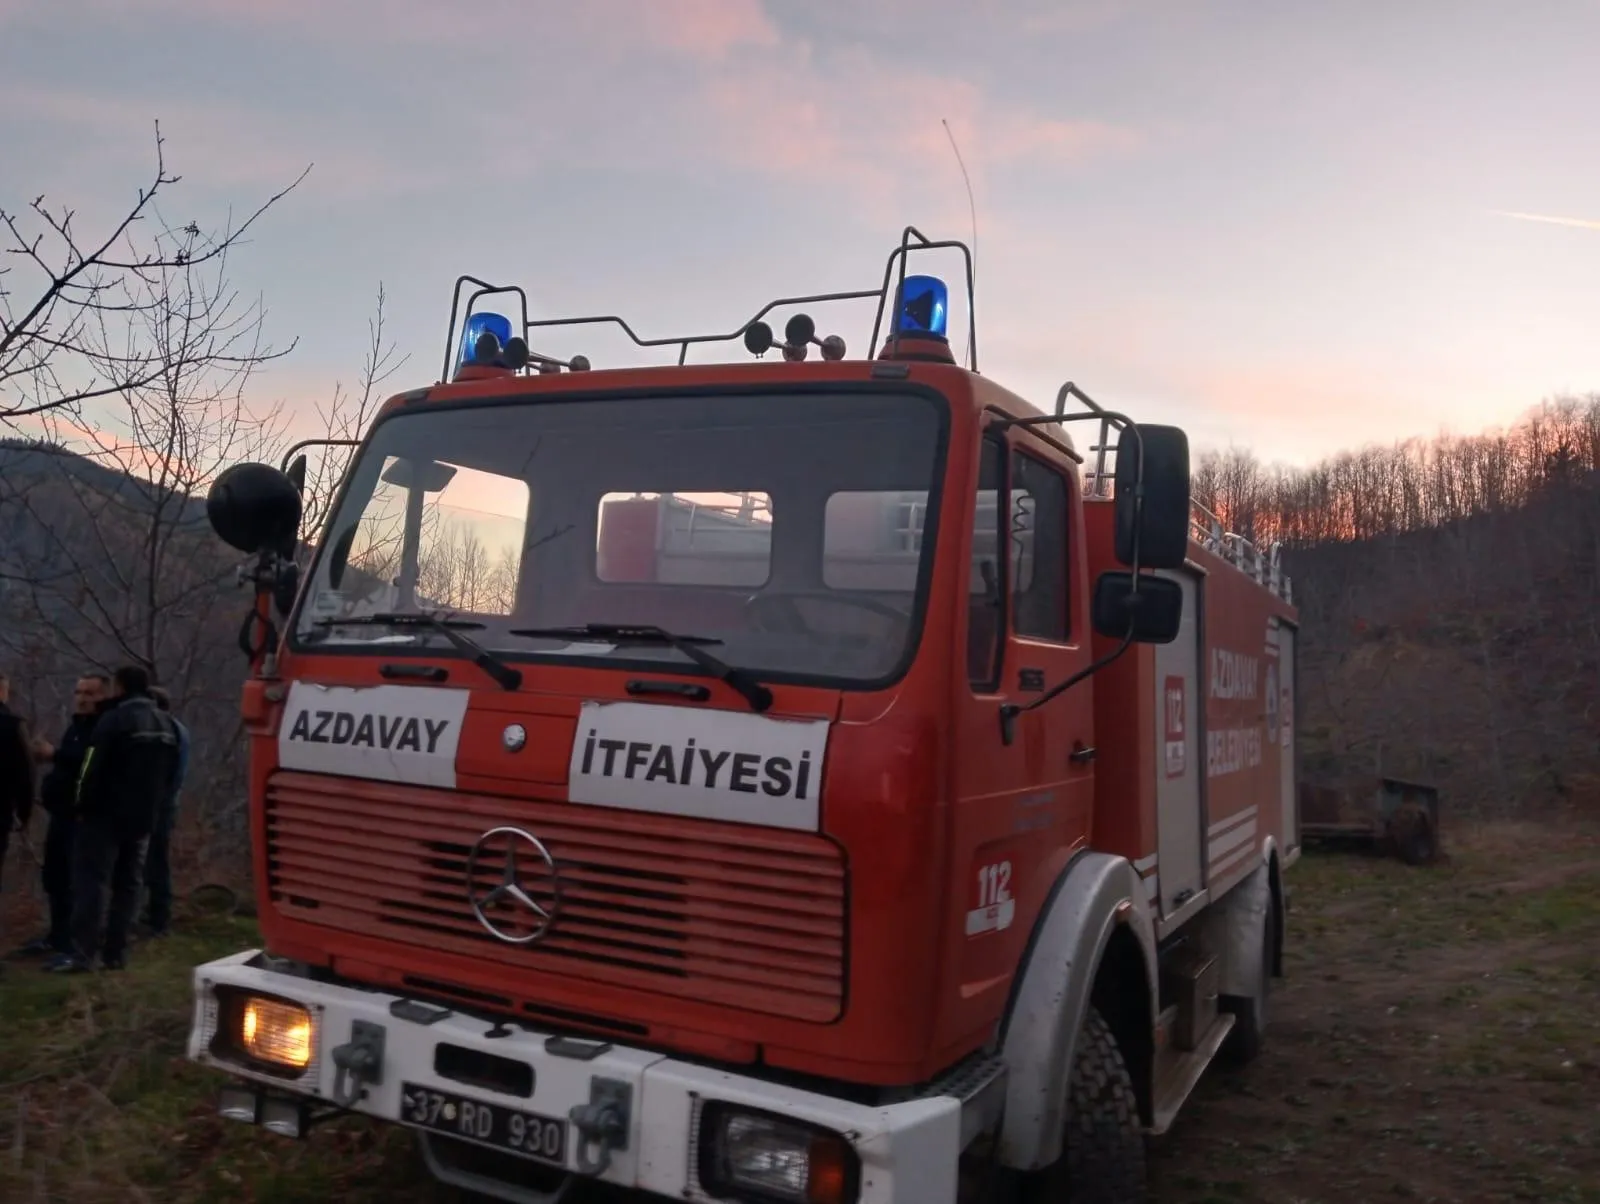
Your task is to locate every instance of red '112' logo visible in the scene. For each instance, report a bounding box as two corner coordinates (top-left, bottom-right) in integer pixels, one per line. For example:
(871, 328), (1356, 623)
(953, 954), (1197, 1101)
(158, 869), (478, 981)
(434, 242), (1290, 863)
(1163, 675), (1186, 778)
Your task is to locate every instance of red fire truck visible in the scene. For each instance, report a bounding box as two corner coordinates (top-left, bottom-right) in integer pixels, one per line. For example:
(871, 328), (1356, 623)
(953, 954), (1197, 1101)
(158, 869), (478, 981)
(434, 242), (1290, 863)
(188, 228), (1300, 1203)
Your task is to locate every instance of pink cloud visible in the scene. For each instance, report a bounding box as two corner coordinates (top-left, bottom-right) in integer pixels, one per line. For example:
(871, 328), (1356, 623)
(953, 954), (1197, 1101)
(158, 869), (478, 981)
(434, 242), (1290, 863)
(28, 0), (781, 54)
(1164, 357), (1486, 464)
(8, 1), (1147, 227)
(0, 81), (408, 204)
(979, 113), (1143, 164)
(610, 0), (781, 59)
(696, 42), (1139, 176)
(680, 36), (1146, 228)
(1018, 0), (1147, 35)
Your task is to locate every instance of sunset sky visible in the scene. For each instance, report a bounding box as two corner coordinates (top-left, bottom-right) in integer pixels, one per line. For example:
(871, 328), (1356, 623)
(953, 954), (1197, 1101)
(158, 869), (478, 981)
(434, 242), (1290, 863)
(4, 0), (1598, 466)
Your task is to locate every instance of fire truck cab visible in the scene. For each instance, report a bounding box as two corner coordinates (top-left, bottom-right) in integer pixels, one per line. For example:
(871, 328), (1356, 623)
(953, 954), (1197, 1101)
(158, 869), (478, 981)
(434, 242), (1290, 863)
(189, 229), (1299, 1203)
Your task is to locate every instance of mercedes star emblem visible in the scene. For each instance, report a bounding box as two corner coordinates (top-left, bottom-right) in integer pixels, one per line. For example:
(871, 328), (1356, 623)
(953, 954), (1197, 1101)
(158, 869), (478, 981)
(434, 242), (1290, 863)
(502, 723), (527, 752)
(465, 826), (563, 945)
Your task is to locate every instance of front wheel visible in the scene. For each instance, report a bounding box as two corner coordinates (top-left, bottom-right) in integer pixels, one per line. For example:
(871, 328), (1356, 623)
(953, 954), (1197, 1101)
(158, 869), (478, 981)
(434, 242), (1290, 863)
(1022, 1005), (1147, 1204)
(1220, 890), (1276, 1066)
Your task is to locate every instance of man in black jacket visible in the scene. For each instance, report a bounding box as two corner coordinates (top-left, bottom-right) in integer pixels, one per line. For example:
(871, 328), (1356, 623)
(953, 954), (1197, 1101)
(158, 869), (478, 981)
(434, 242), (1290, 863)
(0, 671), (38, 953)
(15, 672), (110, 957)
(141, 686), (190, 938)
(0, 669), (36, 877)
(0, 671), (38, 874)
(46, 665), (180, 974)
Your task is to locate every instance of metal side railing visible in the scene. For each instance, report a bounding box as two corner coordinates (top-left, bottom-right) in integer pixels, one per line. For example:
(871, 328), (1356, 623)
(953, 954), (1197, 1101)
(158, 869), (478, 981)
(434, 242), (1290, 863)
(1083, 424), (1292, 605)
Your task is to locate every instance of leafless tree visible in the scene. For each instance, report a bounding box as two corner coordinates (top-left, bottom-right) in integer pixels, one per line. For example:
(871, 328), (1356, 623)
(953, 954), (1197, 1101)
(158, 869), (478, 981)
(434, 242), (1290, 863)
(0, 122), (307, 426)
(416, 522), (519, 615)
(333, 500), (519, 619)
(1202, 392), (1600, 817)
(0, 255), (278, 877)
(0, 263), (404, 883)
(1, 239), (287, 682)
(1188, 393), (1600, 551)
(294, 282), (409, 548)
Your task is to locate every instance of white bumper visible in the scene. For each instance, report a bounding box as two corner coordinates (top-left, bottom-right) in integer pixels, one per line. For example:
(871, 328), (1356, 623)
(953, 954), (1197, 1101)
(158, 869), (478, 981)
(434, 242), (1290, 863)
(187, 950), (964, 1203)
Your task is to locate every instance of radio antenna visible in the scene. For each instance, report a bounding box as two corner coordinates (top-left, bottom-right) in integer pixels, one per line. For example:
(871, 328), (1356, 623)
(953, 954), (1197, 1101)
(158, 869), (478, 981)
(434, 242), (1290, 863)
(941, 117), (978, 368)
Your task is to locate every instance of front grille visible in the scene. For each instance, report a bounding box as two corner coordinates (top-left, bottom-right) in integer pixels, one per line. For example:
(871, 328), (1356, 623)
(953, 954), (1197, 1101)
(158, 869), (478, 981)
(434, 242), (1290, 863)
(263, 772), (848, 1023)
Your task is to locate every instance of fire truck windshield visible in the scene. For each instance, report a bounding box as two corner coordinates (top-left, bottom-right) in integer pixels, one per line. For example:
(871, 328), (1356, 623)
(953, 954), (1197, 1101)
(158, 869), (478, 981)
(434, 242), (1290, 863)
(293, 387), (950, 689)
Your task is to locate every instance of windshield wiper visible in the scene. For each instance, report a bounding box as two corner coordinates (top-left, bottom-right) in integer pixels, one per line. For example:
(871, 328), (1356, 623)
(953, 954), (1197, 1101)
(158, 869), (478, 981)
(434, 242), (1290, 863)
(313, 612), (522, 691)
(508, 623), (773, 713)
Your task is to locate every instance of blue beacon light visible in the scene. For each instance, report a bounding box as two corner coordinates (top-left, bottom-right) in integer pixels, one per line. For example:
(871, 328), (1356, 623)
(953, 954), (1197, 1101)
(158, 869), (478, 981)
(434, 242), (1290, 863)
(895, 274), (949, 341)
(456, 311), (515, 370)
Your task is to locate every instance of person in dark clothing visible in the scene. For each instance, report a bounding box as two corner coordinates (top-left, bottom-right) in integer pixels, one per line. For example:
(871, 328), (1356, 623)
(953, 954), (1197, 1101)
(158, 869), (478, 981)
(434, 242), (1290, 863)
(141, 686), (190, 937)
(0, 671), (38, 882)
(46, 665), (180, 974)
(0, 671), (39, 969)
(16, 672), (110, 957)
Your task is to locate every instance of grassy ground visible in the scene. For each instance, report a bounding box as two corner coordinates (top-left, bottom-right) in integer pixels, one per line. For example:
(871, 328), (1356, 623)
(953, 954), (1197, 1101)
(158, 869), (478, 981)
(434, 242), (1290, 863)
(1148, 820), (1600, 1204)
(2, 821), (1596, 1203)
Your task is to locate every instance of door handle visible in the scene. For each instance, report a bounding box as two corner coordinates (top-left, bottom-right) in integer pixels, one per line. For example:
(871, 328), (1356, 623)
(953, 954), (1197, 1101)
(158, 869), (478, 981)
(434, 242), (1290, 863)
(1069, 744), (1097, 765)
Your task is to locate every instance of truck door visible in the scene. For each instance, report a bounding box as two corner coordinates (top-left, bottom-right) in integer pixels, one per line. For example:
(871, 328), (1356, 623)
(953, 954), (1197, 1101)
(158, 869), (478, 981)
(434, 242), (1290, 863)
(1152, 568), (1205, 917)
(944, 428), (1095, 1040)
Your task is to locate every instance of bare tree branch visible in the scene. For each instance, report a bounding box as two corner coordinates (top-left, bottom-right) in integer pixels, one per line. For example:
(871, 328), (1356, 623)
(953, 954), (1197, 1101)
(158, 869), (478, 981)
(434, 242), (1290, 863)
(296, 281), (409, 548)
(0, 120), (308, 423)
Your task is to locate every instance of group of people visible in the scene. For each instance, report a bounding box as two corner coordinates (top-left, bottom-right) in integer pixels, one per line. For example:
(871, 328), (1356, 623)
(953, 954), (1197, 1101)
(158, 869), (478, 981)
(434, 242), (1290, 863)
(0, 665), (190, 974)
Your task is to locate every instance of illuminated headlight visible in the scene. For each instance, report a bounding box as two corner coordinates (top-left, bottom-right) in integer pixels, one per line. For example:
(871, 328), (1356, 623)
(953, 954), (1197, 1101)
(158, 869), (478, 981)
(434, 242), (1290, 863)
(697, 1104), (860, 1204)
(212, 989), (315, 1075)
(242, 997), (313, 1068)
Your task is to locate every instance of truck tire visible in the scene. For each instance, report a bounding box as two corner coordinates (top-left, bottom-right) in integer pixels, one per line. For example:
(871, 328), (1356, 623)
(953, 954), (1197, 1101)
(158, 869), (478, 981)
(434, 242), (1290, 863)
(1023, 1005), (1147, 1204)
(1220, 890), (1275, 1066)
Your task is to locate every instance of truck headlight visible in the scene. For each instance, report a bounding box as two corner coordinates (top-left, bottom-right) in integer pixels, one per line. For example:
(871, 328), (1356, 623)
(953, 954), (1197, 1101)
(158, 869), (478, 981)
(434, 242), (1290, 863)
(697, 1103), (859, 1204)
(212, 988), (315, 1076)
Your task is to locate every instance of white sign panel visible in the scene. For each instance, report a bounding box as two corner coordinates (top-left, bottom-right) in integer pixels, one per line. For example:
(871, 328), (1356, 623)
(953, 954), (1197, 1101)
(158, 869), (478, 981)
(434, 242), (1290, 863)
(568, 701), (830, 831)
(967, 860), (1016, 936)
(277, 682), (470, 789)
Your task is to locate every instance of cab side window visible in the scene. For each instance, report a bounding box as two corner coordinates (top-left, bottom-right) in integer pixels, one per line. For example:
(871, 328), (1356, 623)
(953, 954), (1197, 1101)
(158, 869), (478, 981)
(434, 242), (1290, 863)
(967, 437), (1006, 689)
(1009, 450), (1071, 642)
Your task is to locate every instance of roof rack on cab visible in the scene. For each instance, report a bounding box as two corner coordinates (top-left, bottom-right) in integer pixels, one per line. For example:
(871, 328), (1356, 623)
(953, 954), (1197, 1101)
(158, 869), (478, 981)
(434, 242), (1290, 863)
(437, 226), (979, 383)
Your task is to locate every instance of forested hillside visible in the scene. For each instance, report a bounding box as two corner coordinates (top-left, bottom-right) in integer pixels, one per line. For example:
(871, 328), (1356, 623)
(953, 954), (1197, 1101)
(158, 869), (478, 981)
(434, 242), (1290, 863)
(1193, 393), (1600, 815)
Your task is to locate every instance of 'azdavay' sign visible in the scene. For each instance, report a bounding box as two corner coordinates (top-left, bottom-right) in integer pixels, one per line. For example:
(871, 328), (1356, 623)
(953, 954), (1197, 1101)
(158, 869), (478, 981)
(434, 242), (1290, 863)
(568, 701), (830, 831)
(277, 682), (470, 789)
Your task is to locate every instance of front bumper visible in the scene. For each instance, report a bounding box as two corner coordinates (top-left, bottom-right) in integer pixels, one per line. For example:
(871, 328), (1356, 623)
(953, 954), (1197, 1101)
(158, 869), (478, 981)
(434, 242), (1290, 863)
(187, 950), (966, 1203)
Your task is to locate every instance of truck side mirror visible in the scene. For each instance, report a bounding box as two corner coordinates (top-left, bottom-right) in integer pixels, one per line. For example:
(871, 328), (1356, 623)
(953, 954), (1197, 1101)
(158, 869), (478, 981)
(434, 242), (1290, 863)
(1092, 571), (1183, 644)
(1114, 423), (1191, 570)
(206, 461), (303, 558)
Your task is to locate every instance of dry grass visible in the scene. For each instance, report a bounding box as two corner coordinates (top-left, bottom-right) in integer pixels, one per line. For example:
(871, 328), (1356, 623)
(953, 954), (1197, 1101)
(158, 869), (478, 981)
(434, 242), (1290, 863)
(0, 914), (443, 1204)
(1150, 819), (1600, 1204)
(2, 819), (1596, 1203)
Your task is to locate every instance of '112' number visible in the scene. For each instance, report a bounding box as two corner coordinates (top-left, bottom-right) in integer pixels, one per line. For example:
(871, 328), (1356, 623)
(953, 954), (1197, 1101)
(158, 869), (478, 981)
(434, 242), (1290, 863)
(977, 861), (1012, 907)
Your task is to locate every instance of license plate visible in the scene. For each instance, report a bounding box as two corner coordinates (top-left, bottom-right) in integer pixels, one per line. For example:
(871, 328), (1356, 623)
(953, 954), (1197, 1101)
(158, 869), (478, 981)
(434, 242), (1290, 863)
(399, 1081), (568, 1166)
